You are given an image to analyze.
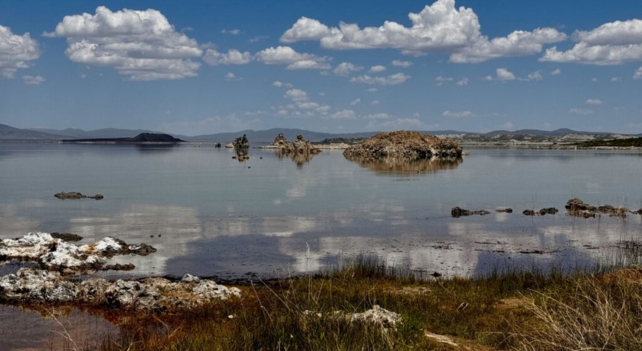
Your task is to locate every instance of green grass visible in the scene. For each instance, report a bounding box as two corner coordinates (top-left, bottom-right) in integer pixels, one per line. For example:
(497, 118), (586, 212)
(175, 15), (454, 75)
(96, 252), (642, 351)
(573, 137), (642, 147)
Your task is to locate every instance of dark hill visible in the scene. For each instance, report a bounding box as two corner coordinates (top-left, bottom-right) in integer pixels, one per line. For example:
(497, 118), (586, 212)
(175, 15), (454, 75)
(62, 133), (183, 143)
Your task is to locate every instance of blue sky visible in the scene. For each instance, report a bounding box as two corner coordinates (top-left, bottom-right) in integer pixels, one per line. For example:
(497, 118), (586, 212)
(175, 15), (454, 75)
(1, 0), (641, 135)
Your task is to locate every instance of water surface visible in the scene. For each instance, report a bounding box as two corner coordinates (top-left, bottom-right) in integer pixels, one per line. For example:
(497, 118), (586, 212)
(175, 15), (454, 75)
(1, 142), (641, 279)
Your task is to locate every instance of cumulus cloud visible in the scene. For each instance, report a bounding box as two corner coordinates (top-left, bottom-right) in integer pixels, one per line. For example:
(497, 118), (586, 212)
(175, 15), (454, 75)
(221, 29), (240, 35)
(350, 98), (361, 106)
(46, 6), (202, 80)
(551, 68), (561, 75)
(280, 0), (564, 62)
(272, 80), (293, 88)
(22, 75), (45, 85)
(225, 72), (240, 81)
(570, 108), (593, 115)
(0, 25), (40, 78)
(457, 77), (468, 86)
(255, 46), (330, 69)
(203, 48), (251, 65)
(524, 70), (543, 81)
(365, 117), (426, 131)
(435, 76), (453, 85)
(392, 60), (413, 67)
(450, 28), (567, 63)
(281, 88), (331, 116)
(541, 19), (642, 65)
(634, 67), (642, 79)
(330, 109), (356, 119)
(495, 68), (516, 81)
(159, 114), (263, 135)
(586, 99), (602, 105)
(350, 72), (410, 85)
(443, 110), (475, 118)
(369, 65), (386, 73)
(333, 62), (362, 76)
(371, 100), (380, 105)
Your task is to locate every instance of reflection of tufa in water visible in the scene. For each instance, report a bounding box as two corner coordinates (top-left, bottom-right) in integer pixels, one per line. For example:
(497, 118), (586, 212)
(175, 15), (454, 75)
(347, 156), (462, 175)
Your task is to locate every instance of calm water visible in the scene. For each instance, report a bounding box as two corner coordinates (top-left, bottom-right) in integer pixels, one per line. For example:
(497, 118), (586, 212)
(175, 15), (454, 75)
(1, 142), (642, 280)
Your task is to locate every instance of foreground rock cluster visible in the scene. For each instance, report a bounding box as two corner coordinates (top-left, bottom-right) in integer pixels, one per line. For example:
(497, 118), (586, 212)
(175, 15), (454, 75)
(343, 131), (462, 161)
(565, 198), (633, 218)
(0, 233), (240, 310)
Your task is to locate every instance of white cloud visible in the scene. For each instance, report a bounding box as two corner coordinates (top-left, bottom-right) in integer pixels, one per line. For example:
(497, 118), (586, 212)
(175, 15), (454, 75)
(365, 113), (391, 120)
(46, 6), (203, 80)
(586, 99), (602, 105)
(203, 49), (251, 65)
(22, 75), (45, 85)
(0, 25), (40, 78)
(496, 68), (516, 81)
(450, 28), (567, 63)
(249, 36), (269, 43)
(281, 0), (565, 62)
(541, 19), (642, 65)
(369, 65), (386, 73)
(525, 70), (543, 81)
(284, 88), (308, 102)
(225, 72), (239, 81)
(272, 80), (293, 88)
(221, 29), (240, 35)
(592, 77), (598, 82)
(635, 67), (642, 79)
(570, 108), (593, 115)
(330, 109), (356, 119)
(333, 62), (362, 76)
(350, 98), (361, 106)
(611, 77), (621, 82)
(443, 110), (475, 118)
(365, 118), (426, 131)
(392, 60), (413, 68)
(436, 76), (454, 83)
(551, 68), (561, 75)
(350, 72), (410, 85)
(255, 46), (330, 69)
(367, 88), (378, 92)
(371, 100), (380, 105)
(457, 77), (468, 86)
(159, 114), (263, 135)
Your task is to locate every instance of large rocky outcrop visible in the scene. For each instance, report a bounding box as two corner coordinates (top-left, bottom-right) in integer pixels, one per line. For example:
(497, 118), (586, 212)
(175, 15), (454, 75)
(343, 131), (462, 161)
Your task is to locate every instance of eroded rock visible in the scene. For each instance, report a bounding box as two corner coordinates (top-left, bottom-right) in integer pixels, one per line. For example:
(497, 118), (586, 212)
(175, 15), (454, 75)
(565, 198), (627, 218)
(343, 131), (462, 162)
(1, 268), (240, 310)
(0, 233), (155, 273)
(351, 305), (401, 330)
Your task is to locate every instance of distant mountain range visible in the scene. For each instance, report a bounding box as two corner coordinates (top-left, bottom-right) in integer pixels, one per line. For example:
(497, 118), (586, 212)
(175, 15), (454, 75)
(0, 123), (639, 142)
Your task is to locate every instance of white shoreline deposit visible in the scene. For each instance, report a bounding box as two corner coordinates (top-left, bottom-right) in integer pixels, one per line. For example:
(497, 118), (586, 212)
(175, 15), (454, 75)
(0, 233), (241, 310)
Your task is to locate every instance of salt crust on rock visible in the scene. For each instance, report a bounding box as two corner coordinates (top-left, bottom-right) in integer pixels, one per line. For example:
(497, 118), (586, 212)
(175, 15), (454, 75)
(0, 232), (156, 272)
(0, 268), (240, 310)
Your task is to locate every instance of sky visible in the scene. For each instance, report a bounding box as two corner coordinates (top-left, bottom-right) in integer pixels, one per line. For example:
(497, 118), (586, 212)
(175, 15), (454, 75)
(1, 0), (641, 136)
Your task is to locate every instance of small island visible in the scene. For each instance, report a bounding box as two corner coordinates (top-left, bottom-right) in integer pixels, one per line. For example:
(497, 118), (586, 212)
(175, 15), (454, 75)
(61, 133), (184, 144)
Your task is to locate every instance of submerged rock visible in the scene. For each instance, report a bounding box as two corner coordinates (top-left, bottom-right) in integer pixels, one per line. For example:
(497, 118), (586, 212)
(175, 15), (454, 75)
(54, 192), (103, 200)
(523, 210), (536, 216)
(539, 208), (559, 216)
(343, 131), (462, 161)
(565, 198), (627, 218)
(451, 207), (490, 218)
(496, 208), (513, 213)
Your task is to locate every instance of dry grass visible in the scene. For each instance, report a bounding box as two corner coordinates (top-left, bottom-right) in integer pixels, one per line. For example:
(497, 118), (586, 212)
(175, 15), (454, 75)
(94, 256), (642, 351)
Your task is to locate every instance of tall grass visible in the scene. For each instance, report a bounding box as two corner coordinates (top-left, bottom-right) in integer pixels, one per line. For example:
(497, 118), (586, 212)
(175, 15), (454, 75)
(98, 245), (642, 350)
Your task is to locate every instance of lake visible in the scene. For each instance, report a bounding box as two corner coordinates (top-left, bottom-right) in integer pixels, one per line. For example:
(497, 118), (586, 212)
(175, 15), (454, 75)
(1, 142), (642, 281)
